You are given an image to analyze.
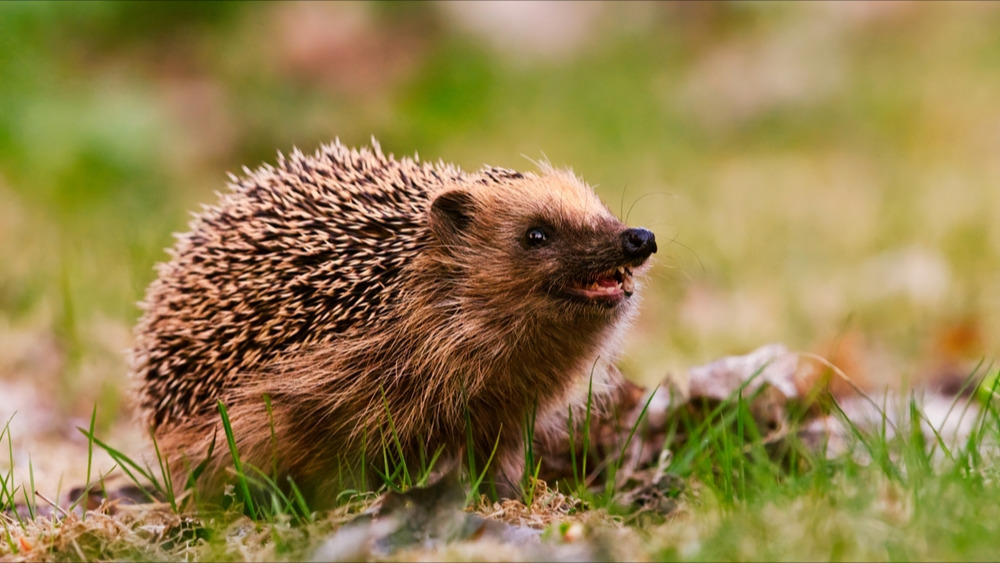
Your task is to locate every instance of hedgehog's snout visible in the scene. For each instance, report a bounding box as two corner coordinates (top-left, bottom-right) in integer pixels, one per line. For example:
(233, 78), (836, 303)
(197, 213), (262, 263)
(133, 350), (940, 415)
(621, 227), (657, 261)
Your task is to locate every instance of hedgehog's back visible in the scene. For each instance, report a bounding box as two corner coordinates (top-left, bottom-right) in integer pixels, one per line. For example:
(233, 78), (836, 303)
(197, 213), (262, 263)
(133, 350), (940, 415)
(131, 141), (461, 428)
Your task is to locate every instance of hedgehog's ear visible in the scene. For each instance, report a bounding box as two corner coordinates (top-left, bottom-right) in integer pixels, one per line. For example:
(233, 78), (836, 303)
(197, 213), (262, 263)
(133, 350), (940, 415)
(429, 189), (476, 243)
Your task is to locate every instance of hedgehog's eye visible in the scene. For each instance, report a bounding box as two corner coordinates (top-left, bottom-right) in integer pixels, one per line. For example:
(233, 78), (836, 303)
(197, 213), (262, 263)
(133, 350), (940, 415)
(525, 227), (549, 247)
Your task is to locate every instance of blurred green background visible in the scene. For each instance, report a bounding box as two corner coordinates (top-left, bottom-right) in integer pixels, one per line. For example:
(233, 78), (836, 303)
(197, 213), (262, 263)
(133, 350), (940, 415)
(1, 1), (998, 436)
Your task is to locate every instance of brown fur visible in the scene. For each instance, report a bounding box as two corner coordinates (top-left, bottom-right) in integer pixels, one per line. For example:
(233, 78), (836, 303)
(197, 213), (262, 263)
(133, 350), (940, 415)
(130, 140), (654, 505)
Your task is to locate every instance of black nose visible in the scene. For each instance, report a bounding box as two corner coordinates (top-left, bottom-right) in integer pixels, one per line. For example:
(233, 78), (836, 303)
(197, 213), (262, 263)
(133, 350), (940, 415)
(621, 227), (657, 260)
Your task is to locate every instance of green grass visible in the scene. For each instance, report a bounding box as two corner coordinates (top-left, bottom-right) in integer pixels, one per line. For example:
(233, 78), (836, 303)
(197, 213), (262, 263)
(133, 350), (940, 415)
(3, 365), (1000, 560)
(648, 365), (1000, 561)
(1, 416), (25, 529)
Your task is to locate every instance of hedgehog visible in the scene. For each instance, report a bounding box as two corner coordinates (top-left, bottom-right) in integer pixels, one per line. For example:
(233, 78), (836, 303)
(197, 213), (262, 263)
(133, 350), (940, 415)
(130, 139), (657, 505)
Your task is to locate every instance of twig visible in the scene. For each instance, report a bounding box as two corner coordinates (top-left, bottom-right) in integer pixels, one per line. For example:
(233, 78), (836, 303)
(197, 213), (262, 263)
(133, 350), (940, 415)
(34, 491), (70, 518)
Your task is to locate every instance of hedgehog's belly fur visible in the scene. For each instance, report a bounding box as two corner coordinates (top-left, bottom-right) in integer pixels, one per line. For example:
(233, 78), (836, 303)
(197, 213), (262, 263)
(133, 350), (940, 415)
(150, 314), (626, 504)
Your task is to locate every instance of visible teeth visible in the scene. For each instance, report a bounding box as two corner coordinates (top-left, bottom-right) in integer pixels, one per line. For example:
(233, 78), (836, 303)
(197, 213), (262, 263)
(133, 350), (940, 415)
(573, 265), (638, 297)
(622, 275), (634, 294)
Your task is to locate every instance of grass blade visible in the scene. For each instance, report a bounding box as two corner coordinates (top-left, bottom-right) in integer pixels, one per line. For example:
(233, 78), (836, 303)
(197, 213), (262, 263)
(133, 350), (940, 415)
(217, 400), (256, 519)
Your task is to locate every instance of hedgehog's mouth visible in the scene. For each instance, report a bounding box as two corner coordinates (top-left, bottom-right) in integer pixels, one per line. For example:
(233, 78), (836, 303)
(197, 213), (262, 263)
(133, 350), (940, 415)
(564, 265), (634, 306)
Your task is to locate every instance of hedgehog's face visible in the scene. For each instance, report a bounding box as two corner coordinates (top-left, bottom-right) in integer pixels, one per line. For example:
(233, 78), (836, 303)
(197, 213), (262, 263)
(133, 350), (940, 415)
(429, 169), (656, 321)
(525, 221), (657, 310)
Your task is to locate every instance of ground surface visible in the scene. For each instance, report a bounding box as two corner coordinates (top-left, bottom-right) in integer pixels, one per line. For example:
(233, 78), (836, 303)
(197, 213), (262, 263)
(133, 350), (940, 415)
(2, 2), (1000, 561)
